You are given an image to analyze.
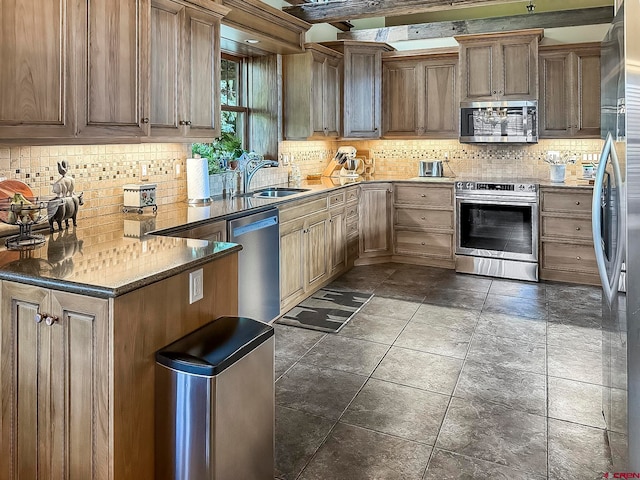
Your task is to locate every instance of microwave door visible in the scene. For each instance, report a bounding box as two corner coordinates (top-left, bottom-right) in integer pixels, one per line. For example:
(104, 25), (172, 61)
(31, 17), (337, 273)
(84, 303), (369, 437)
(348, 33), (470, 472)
(592, 132), (625, 305)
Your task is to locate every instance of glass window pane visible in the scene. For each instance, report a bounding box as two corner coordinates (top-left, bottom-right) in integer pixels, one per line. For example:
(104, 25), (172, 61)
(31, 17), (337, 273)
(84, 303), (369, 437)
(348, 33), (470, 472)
(221, 58), (239, 107)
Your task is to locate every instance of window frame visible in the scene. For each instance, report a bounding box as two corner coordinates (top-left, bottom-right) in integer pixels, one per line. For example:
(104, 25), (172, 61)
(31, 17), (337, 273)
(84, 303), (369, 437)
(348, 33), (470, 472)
(221, 53), (248, 146)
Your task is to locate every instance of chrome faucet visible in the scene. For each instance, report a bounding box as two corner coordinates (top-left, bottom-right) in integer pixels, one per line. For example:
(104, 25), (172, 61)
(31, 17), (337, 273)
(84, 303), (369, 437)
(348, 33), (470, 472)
(242, 158), (279, 193)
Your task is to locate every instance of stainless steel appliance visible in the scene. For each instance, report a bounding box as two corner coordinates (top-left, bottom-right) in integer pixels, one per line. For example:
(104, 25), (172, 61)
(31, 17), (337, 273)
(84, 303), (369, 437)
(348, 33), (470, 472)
(596, 1), (639, 470)
(455, 181), (539, 281)
(228, 208), (280, 323)
(419, 161), (444, 177)
(460, 100), (538, 143)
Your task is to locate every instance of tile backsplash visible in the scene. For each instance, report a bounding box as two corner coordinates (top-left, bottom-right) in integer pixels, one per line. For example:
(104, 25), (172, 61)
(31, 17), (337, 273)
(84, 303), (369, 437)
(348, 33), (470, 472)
(279, 138), (605, 181)
(0, 144), (190, 219)
(0, 138), (605, 223)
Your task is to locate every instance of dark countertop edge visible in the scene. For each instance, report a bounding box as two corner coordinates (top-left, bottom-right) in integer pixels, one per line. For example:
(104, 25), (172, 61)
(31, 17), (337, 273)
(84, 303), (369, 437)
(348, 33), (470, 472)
(0, 243), (243, 298)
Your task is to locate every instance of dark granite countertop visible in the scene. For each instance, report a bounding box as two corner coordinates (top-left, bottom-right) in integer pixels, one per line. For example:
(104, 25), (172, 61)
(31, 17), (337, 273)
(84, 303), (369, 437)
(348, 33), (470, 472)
(0, 174), (592, 298)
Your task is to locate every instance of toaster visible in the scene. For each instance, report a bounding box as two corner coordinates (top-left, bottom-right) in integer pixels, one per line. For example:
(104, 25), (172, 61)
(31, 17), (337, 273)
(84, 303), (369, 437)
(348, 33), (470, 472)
(419, 161), (444, 177)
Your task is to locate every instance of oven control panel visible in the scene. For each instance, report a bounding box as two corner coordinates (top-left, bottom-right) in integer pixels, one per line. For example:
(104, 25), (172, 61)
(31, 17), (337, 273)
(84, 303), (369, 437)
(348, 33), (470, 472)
(455, 181), (538, 193)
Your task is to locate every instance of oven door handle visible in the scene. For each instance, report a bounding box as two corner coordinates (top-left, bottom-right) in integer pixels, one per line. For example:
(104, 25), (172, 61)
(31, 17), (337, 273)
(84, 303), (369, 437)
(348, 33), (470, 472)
(591, 132), (625, 305)
(456, 196), (538, 206)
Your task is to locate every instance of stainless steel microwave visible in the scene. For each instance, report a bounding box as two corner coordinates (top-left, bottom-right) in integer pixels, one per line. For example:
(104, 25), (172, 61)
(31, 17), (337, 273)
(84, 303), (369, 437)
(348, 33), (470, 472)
(460, 100), (538, 144)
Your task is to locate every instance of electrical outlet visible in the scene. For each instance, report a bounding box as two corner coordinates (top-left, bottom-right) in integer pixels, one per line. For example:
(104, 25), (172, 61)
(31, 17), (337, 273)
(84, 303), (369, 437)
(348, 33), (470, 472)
(140, 163), (148, 180)
(189, 268), (204, 304)
(175, 160), (181, 178)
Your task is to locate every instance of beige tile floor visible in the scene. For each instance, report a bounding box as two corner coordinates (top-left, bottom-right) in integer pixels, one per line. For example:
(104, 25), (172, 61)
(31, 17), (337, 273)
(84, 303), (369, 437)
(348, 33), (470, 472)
(274, 263), (622, 480)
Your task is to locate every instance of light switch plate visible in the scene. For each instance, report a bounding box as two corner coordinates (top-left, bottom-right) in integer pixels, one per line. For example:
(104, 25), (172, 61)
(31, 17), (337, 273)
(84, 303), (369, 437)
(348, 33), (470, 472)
(140, 163), (149, 180)
(189, 269), (204, 304)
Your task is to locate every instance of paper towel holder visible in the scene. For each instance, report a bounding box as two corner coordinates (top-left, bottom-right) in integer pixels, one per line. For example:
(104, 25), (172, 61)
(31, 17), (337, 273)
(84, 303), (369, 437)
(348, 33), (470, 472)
(187, 157), (213, 205)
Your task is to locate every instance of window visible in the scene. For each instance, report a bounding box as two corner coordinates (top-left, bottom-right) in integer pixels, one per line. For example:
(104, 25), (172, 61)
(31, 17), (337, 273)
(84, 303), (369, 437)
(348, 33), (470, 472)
(220, 54), (247, 146)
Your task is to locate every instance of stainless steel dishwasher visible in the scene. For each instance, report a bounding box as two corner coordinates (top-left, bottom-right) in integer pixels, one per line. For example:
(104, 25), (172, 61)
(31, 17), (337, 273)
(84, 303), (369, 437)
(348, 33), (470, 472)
(228, 207), (280, 323)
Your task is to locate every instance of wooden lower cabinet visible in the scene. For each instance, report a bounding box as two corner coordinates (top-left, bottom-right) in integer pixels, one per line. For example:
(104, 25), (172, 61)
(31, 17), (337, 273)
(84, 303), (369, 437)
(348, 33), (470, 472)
(358, 183), (393, 260)
(280, 209), (331, 310)
(0, 282), (109, 480)
(392, 184), (455, 267)
(539, 186), (599, 284)
(0, 252), (239, 480)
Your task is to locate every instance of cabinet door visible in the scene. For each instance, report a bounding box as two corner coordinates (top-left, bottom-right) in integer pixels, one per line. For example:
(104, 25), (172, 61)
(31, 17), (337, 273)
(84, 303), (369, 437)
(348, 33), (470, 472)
(460, 43), (495, 101)
(150, 0), (183, 138)
(181, 220), (227, 242)
(76, 0), (150, 138)
(383, 60), (420, 137)
(539, 52), (573, 137)
(280, 219), (306, 307)
(0, 0), (75, 139)
(499, 38), (537, 100)
(343, 47), (382, 138)
(423, 60), (457, 137)
(574, 50), (601, 137)
(0, 283), (49, 480)
(329, 208), (347, 276)
(49, 291), (110, 480)
(311, 56), (325, 137)
(305, 212), (330, 291)
(323, 56), (341, 138)
(359, 184), (392, 257)
(182, 7), (222, 139)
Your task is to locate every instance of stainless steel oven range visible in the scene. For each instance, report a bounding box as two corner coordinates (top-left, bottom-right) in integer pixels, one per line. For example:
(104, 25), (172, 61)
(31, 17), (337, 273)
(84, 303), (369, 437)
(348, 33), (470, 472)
(455, 181), (539, 281)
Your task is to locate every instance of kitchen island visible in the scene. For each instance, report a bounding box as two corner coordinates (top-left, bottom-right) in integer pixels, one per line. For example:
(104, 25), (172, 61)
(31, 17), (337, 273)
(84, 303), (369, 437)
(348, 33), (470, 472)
(0, 214), (241, 480)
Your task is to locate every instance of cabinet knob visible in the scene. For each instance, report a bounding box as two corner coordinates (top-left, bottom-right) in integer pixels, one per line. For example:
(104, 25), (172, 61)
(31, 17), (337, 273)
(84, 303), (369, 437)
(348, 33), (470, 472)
(493, 90), (497, 94)
(421, 242), (425, 245)
(179, 120), (192, 126)
(45, 315), (59, 326)
(141, 117), (149, 124)
(421, 216), (426, 220)
(576, 201), (580, 205)
(576, 256), (582, 260)
(576, 226), (581, 231)
(35, 313), (43, 324)
(421, 194), (426, 197)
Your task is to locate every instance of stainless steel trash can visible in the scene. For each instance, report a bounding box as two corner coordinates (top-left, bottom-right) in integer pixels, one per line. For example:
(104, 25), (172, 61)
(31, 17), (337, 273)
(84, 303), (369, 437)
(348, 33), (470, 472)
(155, 317), (274, 480)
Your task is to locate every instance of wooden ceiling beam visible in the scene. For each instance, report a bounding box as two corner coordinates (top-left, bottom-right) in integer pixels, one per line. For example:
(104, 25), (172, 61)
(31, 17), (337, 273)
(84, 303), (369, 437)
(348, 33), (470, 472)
(283, 0), (524, 24)
(285, 0), (352, 31)
(337, 6), (613, 42)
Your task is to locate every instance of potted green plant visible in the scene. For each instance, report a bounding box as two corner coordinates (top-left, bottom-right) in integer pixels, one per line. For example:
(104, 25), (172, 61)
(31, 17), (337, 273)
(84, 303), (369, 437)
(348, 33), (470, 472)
(192, 133), (245, 174)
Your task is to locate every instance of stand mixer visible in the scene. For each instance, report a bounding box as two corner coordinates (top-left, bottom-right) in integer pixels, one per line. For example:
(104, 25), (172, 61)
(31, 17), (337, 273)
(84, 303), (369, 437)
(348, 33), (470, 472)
(337, 146), (363, 177)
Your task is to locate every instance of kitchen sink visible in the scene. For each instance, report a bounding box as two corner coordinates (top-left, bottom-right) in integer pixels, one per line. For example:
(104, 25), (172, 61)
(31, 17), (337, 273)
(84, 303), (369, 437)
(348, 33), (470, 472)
(252, 187), (310, 198)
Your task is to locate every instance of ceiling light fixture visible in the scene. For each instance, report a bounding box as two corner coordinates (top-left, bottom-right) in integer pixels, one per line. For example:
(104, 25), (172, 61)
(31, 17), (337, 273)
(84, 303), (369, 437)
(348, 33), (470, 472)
(526, 1), (535, 13)
(245, 39), (260, 44)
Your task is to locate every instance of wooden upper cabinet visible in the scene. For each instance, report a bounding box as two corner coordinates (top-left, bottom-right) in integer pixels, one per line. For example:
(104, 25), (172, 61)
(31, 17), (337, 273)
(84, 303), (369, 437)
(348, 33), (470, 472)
(456, 29), (542, 102)
(322, 41), (394, 139)
(383, 51), (458, 138)
(539, 43), (601, 138)
(150, 0), (228, 139)
(0, 0), (75, 139)
(283, 43), (343, 140)
(76, 0), (150, 138)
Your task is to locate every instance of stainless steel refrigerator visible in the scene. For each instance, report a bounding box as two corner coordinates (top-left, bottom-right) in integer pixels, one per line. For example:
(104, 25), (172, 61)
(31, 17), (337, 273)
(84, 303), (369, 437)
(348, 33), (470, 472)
(595, 0), (640, 470)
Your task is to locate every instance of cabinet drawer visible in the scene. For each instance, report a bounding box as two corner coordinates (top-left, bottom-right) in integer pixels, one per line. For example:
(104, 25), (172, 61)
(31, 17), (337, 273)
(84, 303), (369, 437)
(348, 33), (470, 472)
(346, 202), (359, 219)
(346, 187), (359, 203)
(541, 190), (592, 214)
(394, 230), (453, 258)
(279, 197), (327, 223)
(346, 219), (359, 238)
(328, 191), (346, 209)
(541, 216), (593, 241)
(394, 207), (453, 230)
(542, 242), (597, 273)
(394, 185), (453, 207)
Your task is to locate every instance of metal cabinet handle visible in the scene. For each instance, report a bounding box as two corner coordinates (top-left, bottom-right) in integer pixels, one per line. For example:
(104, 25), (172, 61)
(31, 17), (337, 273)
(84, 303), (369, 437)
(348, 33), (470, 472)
(141, 117), (149, 124)
(186, 121), (192, 126)
(576, 226), (581, 231)
(35, 313), (43, 324)
(179, 120), (192, 126)
(576, 201), (580, 205)
(421, 194), (426, 197)
(421, 216), (426, 220)
(45, 315), (58, 326)
(576, 256), (582, 260)
(421, 242), (425, 245)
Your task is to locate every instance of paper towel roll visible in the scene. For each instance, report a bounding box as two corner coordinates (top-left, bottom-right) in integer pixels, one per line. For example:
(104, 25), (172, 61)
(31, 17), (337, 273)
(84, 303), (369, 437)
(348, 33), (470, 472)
(186, 157), (211, 204)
